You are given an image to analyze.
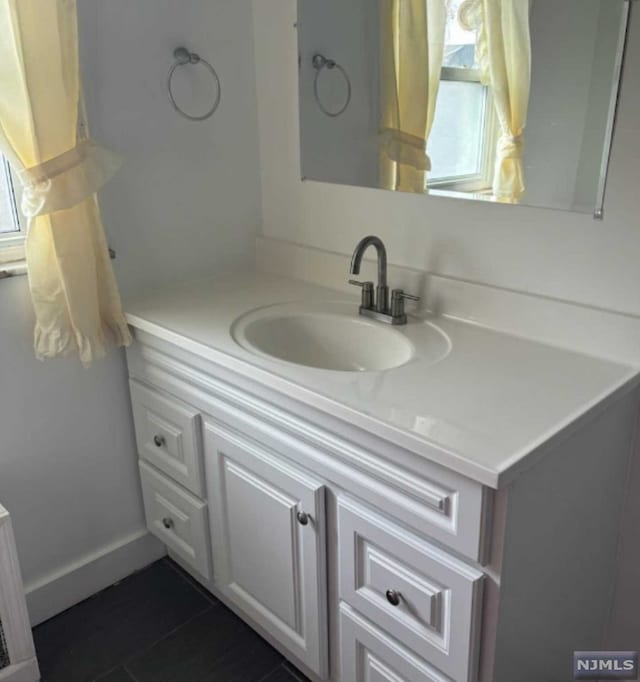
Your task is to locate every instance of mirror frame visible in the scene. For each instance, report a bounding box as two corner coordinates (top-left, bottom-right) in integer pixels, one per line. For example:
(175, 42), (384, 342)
(595, 0), (631, 219)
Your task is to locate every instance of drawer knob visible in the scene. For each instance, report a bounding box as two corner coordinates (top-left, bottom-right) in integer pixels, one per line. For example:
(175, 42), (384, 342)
(386, 589), (401, 606)
(162, 517), (174, 530)
(153, 435), (166, 448)
(296, 511), (310, 526)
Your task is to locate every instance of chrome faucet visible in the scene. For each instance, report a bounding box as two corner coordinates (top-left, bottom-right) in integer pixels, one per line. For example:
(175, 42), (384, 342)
(350, 235), (389, 312)
(349, 235), (420, 325)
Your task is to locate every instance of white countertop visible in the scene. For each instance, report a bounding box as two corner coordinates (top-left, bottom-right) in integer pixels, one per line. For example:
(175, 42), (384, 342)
(125, 272), (639, 488)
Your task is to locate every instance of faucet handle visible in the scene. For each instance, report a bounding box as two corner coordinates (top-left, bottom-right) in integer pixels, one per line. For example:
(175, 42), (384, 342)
(349, 280), (374, 310)
(392, 290), (420, 302)
(391, 289), (420, 321)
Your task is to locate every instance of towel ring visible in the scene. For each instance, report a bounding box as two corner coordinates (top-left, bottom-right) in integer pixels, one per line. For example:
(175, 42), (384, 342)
(168, 47), (221, 122)
(312, 54), (352, 118)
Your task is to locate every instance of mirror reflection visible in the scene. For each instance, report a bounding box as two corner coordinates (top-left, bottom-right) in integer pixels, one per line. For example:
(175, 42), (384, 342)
(298, 0), (629, 215)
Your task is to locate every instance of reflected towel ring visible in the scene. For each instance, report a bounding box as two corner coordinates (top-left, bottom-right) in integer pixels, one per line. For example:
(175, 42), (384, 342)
(312, 54), (352, 118)
(168, 47), (221, 122)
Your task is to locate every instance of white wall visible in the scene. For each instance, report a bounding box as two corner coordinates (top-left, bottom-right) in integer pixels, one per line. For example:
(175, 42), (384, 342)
(0, 0), (261, 623)
(253, 0), (640, 317)
(0, 277), (157, 621)
(253, 0), (640, 646)
(80, 0), (262, 297)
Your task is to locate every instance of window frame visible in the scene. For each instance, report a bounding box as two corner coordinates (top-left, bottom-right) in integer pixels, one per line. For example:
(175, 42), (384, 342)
(0, 156), (25, 265)
(428, 66), (498, 193)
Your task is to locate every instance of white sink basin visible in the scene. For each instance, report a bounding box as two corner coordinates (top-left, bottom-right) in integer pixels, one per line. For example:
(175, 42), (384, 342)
(231, 302), (448, 372)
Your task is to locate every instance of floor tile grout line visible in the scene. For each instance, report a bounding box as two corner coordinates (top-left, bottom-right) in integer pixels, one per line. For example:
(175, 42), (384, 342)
(118, 602), (216, 674)
(41, 558), (304, 682)
(162, 559), (303, 678)
(88, 601), (214, 682)
(283, 660), (310, 682)
(124, 667), (140, 682)
(93, 666), (139, 682)
(35, 560), (220, 682)
(121, 603), (286, 682)
(257, 660), (289, 682)
(92, 664), (128, 682)
(162, 556), (219, 605)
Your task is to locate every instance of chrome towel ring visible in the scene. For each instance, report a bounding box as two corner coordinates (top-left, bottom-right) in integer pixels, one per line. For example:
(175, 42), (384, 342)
(312, 54), (352, 118)
(168, 47), (221, 122)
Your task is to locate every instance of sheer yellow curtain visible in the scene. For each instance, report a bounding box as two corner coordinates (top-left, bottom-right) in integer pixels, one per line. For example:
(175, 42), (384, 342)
(460, 0), (531, 203)
(379, 0), (446, 194)
(0, 0), (130, 365)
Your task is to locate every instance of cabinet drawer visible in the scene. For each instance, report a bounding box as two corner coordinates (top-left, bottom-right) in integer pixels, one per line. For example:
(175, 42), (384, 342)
(338, 498), (483, 682)
(139, 460), (211, 580)
(130, 380), (204, 496)
(340, 604), (450, 682)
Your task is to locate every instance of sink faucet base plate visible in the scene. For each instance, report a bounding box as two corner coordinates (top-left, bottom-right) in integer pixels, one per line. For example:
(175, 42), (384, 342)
(359, 306), (408, 326)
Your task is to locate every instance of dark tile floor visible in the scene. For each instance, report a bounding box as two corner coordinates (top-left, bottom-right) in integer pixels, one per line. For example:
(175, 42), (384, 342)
(33, 558), (309, 682)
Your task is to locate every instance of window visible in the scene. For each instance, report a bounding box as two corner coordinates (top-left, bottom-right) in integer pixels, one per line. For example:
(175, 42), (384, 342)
(0, 155), (24, 264)
(427, 0), (497, 192)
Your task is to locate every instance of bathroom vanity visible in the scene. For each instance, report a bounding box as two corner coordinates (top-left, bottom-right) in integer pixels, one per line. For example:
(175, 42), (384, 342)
(124, 242), (640, 682)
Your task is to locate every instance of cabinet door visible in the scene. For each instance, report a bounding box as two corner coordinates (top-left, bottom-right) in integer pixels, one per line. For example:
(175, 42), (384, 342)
(204, 421), (328, 679)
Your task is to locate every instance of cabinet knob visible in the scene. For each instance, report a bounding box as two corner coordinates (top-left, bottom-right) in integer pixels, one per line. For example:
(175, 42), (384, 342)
(162, 517), (174, 530)
(296, 511), (310, 526)
(386, 589), (401, 606)
(153, 435), (166, 448)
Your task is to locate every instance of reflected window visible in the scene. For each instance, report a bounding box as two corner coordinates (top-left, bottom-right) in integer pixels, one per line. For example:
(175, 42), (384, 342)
(427, 0), (497, 191)
(0, 156), (24, 264)
(0, 158), (20, 235)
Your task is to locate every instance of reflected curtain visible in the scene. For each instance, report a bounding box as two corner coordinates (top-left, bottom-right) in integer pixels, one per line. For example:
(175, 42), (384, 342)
(379, 0), (446, 194)
(460, 0), (531, 203)
(0, 0), (130, 365)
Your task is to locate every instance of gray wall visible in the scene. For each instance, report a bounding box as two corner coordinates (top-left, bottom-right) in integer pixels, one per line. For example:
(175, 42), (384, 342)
(299, 0), (380, 188)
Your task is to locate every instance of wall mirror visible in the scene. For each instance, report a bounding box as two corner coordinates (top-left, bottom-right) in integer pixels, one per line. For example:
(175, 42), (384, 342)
(297, 0), (631, 217)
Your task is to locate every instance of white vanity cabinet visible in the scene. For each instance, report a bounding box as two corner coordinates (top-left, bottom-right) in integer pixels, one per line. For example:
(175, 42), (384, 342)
(126, 328), (639, 682)
(204, 422), (329, 677)
(126, 334), (490, 681)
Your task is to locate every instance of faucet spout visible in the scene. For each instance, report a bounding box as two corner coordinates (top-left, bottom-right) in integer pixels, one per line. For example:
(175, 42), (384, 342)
(350, 235), (388, 312)
(350, 235), (387, 288)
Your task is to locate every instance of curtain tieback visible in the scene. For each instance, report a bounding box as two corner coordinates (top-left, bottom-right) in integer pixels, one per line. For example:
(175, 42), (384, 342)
(497, 133), (525, 161)
(18, 138), (122, 218)
(379, 128), (431, 172)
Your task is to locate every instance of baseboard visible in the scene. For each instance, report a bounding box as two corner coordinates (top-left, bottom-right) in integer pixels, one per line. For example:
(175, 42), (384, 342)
(0, 658), (39, 682)
(24, 530), (165, 626)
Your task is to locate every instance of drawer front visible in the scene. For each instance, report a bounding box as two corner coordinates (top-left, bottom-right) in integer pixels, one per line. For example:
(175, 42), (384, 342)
(338, 498), (483, 682)
(130, 380), (204, 496)
(340, 604), (450, 682)
(139, 460), (211, 580)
